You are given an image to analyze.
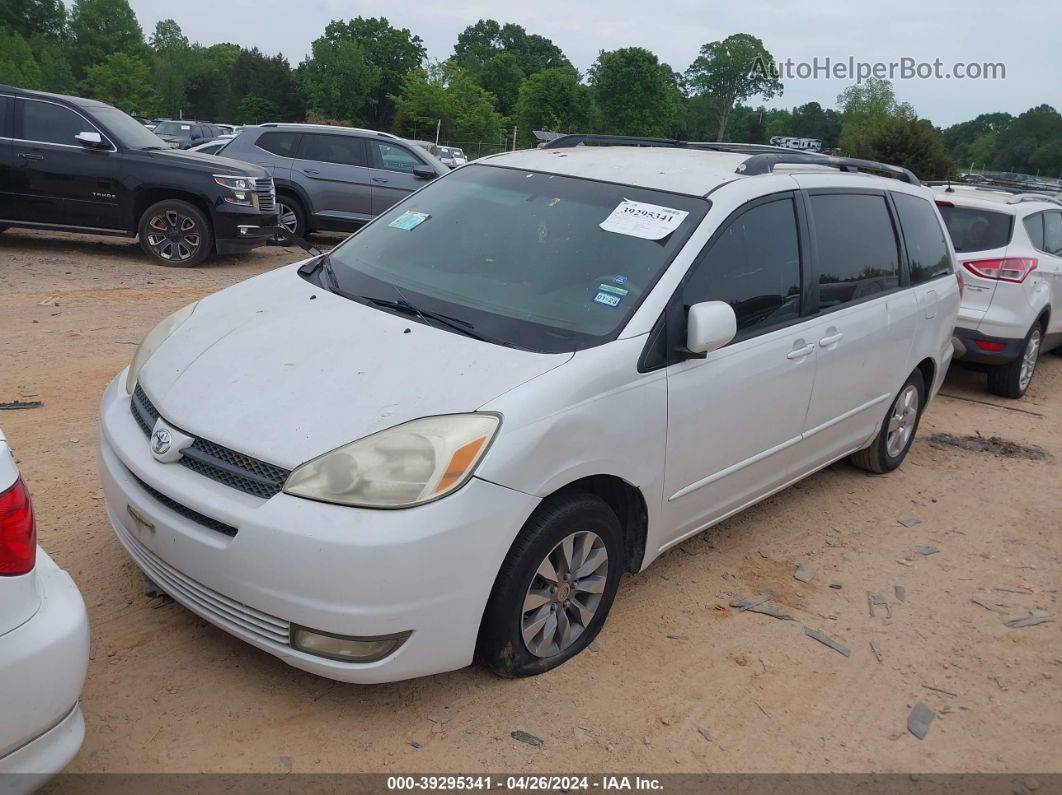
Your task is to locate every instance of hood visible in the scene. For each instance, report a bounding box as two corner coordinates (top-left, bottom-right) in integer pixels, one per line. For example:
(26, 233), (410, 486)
(139, 264), (572, 468)
(139, 147), (268, 177)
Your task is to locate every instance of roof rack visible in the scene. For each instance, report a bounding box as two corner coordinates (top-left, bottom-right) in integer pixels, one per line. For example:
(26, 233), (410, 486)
(737, 153), (920, 185)
(1006, 192), (1062, 206)
(541, 134), (791, 154)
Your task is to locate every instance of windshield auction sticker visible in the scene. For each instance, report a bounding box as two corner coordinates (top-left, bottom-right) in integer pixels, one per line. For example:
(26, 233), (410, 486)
(389, 211), (430, 231)
(599, 199), (689, 240)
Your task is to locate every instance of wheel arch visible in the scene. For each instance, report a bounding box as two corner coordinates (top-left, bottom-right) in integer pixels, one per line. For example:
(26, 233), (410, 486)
(134, 190), (214, 238)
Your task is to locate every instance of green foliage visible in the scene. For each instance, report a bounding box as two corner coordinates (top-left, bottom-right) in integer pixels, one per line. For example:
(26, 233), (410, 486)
(685, 33), (782, 139)
(28, 33), (77, 93)
(68, 0), (147, 79)
(848, 116), (955, 180)
(80, 51), (158, 114)
(0, 28), (43, 89)
(588, 48), (681, 137)
(453, 20), (569, 78)
(299, 32), (381, 124)
(514, 66), (594, 146)
(837, 78), (916, 155)
(235, 95), (277, 125)
(391, 62), (504, 144)
(479, 53), (524, 117)
(0, 0), (66, 40)
(990, 105), (1062, 175)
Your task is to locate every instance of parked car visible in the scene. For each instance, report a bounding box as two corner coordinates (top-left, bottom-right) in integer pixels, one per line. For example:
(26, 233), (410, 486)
(451, 147), (468, 167)
(215, 124), (239, 136)
(187, 135), (235, 156)
(152, 120), (225, 150)
(99, 137), (958, 683)
(0, 86), (279, 266)
(933, 185), (1062, 397)
(437, 146), (456, 168)
(220, 123), (444, 239)
(0, 428), (90, 792)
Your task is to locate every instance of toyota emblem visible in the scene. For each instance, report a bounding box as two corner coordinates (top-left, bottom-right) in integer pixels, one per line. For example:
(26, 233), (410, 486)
(151, 428), (172, 455)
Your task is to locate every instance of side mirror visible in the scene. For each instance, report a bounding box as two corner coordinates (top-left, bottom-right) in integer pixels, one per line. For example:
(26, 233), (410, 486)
(412, 165), (437, 180)
(686, 301), (737, 355)
(75, 131), (106, 149)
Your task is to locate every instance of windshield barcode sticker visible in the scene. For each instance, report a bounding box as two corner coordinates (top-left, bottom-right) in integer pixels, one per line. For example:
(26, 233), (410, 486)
(599, 200), (689, 240)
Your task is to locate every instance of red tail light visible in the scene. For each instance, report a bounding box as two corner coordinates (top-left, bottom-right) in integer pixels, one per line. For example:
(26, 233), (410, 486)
(974, 339), (1007, 352)
(0, 477), (36, 576)
(962, 257), (1037, 283)
(934, 200), (954, 208)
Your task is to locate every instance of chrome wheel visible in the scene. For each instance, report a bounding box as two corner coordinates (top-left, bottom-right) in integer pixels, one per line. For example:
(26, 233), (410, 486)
(145, 210), (201, 263)
(521, 531), (608, 658)
(1019, 328), (1041, 392)
(885, 384), (920, 458)
(273, 200), (298, 241)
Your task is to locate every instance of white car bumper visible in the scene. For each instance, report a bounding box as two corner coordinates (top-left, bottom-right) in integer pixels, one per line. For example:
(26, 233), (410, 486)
(0, 553), (89, 790)
(99, 374), (540, 683)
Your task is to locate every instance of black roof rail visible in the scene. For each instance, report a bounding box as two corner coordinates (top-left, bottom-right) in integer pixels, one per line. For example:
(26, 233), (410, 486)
(541, 134), (791, 154)
(737, 153), (920, 185)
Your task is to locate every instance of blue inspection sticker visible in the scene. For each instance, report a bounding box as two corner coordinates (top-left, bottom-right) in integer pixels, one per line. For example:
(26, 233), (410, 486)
(613, 275), (628, 285)
(389, 211), (430, 230)
(593, 291), (623, 308)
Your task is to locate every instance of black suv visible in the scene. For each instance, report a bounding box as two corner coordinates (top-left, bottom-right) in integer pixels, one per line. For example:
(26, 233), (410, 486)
(0, 86), (278, 266)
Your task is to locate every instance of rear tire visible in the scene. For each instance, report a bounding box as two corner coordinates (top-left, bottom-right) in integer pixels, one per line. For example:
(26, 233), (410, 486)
(477, 492), (624, 678)
(138, 200), (212, 267)
(987, 323), (1042, 399)
(272, 196), (305, 244)
(850, 369), (925, 474)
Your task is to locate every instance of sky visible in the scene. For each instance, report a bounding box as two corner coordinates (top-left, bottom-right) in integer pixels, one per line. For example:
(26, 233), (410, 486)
(120, 0), (1061, 128)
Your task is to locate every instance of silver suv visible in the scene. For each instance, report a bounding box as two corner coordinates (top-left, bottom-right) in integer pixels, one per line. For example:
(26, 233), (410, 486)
(219, 124), (445, 239)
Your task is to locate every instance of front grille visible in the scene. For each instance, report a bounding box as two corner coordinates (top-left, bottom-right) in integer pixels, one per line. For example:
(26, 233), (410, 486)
(130, 470), (238, 537)
(254, 178), (275, 212)
(113, 518), (290, 647)
(130, 385), (290, 499)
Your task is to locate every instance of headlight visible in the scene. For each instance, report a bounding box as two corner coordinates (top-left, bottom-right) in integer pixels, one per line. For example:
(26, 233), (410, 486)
(213, 174), (257, 207)
(283, 414), (501, 508)
(125, 302), (198, 394)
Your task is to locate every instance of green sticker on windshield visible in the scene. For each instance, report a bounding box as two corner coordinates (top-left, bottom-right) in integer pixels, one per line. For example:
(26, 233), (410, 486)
(597, 283), (629, 297)
(389, 211), (430, 231)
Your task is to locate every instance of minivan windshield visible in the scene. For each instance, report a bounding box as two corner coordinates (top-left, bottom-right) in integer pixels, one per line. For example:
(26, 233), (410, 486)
(323, 164), (708, 352)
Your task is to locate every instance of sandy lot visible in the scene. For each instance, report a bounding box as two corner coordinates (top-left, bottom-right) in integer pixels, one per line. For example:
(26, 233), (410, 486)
(1, 228), (1060, 775)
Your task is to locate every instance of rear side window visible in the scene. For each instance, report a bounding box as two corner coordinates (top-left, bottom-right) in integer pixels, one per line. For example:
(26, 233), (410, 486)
(809, 193), (899, 309)
(20, 99), (93, 145)
(937, 206), (1013, 252)
(1023, 214), (1044, 250)
(684, 197), (802, 338)
(256, 131), (298, 157)
(893, 193), (952, 284)
(298, 133), (366, 167)
(1044, 212), (1062, 256)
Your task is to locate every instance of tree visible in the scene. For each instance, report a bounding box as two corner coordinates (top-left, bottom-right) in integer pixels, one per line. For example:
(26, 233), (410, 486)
(391, 62), (504, 145)
(29, 33), (77, 93)
(993, 105), (1062, 175)
(453, 20), (569, 78)
(0, 0), (66, 40)
(852, 116), (954, 180)
(685, 33), (782, 140)
(231, 48), (305, 121)
(478, 53), (524, 117)
(0, 28), (43, 89)
(149, 19), (194, 117)
(836, 78), (915, 154)
(391, 65), (450, 140)
(235, 95), (277, 125)
(68, 0), (147, 78)
(80, 51), (158, 114)
(299, 31), (381, 124)
(301, 18), (423, 128)
(588, 48), (682, 137)
(514, 66), (594, 145)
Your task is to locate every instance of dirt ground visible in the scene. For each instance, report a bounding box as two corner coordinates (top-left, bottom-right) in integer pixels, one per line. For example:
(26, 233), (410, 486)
(1, 227), (1060, 775)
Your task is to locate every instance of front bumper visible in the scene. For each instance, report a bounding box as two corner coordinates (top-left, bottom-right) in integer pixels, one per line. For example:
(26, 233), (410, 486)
(953, 326), (1024, 365)
(99, 373), (540, 683)
(212, 205), (278, 255)
(0, 552), (89, 782)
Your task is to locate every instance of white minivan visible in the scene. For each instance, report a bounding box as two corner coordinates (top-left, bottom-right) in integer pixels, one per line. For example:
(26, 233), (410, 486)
(98, 138), (959, 683)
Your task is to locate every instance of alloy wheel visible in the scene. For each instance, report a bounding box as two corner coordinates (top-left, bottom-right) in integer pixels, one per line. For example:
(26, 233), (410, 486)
(1019, 329), (1041, 392)
(885, 384), (920, 458)
(521, 531), (609, 658)
(273, 201), (298, 241)
(146, 210), (201, 263)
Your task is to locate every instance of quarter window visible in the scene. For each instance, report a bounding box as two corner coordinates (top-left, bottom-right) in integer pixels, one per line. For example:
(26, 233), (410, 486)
(810, 193), (899, 309)
(370, 141), (425, 174)
(1044, 212), (1062, 256)
(298, 133), (366, 167)
(256, 131), (299, 157)
(683, 197), (802, 337)
(893, 193), (952, 284)
(20, 99), (94, 146)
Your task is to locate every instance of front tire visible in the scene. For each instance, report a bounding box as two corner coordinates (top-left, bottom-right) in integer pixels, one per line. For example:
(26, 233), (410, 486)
(477, 492), (624, 677)
(138, 200), (212, 267)
(987, 323), (1042, 399)
(850, 369), (925, 474)
(272, 196), (305, 244)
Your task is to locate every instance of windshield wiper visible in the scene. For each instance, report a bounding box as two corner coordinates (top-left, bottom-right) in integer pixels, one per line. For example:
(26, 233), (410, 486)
(360, 295), (509, 345)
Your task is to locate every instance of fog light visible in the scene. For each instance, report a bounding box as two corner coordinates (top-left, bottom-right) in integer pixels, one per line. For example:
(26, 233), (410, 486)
(290, 626), (411, 663)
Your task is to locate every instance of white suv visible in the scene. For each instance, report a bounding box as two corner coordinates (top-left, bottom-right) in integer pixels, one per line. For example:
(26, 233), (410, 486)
(934, 185), (1062, 397)
(98, 138), (959, 682)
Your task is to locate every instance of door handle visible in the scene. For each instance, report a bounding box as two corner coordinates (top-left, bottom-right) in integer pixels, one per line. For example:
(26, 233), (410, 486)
(18, 152), (44, 160)
(786, 343), (815, 360)
(372, 177), (389, 183)
(818, 332), (844, 347)
(302, 168), (319, 175)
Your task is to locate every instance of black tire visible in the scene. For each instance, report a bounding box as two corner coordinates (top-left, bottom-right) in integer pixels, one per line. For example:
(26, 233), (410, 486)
(986, 322), (1043, 399)
(272, 195), (306, 244)
(137, 199), (213, 267)
(477, 491), (624, 678)
(849, 369), (926, 474)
